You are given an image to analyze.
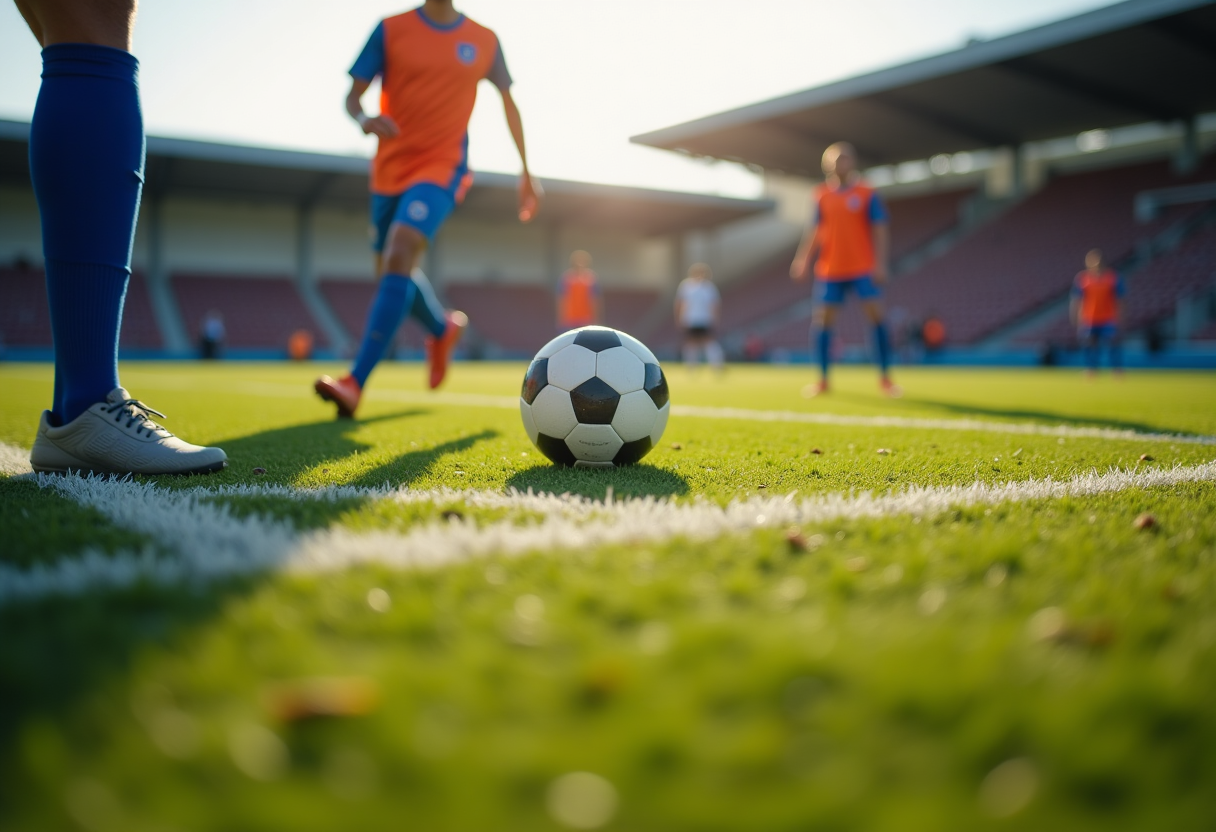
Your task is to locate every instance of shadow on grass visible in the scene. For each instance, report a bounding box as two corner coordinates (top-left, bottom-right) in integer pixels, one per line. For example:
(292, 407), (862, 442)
(210, 409), (430, 482)
(507, 462), (689, 500)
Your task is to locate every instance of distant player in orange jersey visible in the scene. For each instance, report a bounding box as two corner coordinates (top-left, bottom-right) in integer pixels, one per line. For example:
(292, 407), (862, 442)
(1070, 248), (1125, 376)
(790, 142), (899, 398)
(316, 0), (541, 418)
(556, 250), (601, 331)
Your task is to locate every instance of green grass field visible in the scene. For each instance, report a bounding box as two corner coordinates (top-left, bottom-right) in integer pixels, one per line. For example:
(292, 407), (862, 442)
(2, 361), (1215, 832)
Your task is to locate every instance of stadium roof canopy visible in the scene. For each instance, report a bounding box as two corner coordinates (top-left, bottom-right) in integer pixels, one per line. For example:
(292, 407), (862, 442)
(0, 119), (772, 237)
(631, 0), (1216, 177)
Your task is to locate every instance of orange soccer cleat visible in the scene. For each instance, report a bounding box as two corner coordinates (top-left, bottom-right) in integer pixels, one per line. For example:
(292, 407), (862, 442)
(314, 373), (362, 418)
(425, 310), (468, 390)
(801, 379), (830, 399)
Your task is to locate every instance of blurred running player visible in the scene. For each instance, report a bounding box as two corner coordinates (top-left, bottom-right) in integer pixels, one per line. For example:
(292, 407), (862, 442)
(17, 0), (227, 475)
(1070, 248), (1124, 376)
(674, 262), (724, 371)
(556, 250), (601, 331)
(316, 0), (540, 418)
(790, 142), (899, 398)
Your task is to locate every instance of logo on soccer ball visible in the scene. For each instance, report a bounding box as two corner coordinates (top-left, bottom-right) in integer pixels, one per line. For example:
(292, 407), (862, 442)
(520, 326), (669, 467)
(456, 43), (477, 64)
(407, 200), (429, 222)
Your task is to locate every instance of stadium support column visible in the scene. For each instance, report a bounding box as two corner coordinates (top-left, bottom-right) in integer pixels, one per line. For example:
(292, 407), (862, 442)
(142, 194), (190, 354)
(295, 198), (352, 355)
(1174, 118), (1199, 175)
(546, 220), (563, 288)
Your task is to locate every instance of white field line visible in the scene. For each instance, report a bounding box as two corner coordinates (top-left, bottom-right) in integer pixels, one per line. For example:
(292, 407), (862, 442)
(108, 376), (1216, 445)
(4, 369), (1211, 444)
(2, 458), (1214, 606)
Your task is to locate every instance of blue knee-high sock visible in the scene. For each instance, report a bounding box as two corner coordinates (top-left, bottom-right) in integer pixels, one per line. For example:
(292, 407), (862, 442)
(873, 322), (892, 376)
(408, 269), (448, 338)
(814, 327), (832, 379)
(31, 45), (144, 424)
(351, 273), (417, 387)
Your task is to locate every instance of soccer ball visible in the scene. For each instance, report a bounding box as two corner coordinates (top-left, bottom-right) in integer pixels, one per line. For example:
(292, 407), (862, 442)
(520, 326), (670, 467)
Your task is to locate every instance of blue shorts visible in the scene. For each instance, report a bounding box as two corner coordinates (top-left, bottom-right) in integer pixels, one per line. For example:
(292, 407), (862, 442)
(371, 182), (457, 251)
(816, 275), (881, 305)
(1080, 323), (1118, 341)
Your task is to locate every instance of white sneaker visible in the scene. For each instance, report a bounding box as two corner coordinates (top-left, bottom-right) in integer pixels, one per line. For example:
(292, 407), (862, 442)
(30, 387), (227, 476)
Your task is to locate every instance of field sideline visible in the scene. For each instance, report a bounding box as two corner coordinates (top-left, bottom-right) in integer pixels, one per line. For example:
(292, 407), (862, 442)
(3, 361), (1215, 831)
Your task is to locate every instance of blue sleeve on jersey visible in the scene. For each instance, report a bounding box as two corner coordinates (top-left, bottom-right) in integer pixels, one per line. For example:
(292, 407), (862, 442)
(485, 36), (513, 91)
(868, 192), (889, 223)
(349, 22), (385, 81)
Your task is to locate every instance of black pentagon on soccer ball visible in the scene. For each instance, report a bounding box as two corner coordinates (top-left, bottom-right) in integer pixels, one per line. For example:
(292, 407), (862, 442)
(643, 363), (669, 409)
(613, 436), (653, 466)
(521, 358), (548, 404)
(570, 376), (619, 424)
(572, 328), (622, 353)
(536, 432), (577, 466)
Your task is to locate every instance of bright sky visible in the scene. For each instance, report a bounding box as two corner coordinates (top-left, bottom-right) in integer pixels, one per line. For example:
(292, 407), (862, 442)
(0, 0), (1115, 197)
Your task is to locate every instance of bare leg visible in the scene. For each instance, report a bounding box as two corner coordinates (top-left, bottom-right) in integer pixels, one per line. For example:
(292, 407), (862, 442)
(13, 0), (136, 49)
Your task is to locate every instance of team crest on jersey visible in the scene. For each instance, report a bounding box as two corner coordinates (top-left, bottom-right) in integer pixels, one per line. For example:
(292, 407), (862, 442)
(847, 194), (862, 211)
(456, 43), (477, 64)
(407, 200), (430, 222)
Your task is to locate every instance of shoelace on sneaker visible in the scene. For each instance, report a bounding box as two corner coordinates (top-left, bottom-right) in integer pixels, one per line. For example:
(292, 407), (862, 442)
(104, 398), (170, 438)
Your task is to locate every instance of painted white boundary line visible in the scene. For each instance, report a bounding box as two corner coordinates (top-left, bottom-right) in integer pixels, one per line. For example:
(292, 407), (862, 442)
(153, 379), (1216, 446)
(3, 459), (1214, 606)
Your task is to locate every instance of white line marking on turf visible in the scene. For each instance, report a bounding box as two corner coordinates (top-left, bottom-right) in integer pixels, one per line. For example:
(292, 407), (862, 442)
(7, 370), (1210, 445)
(126, 377), (1216, 446)
(2, 459), (1213, 606)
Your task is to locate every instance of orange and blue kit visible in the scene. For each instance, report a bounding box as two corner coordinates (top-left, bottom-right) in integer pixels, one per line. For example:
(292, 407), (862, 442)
(1073, 268), (1124, 327)
(557, 269), (600, 329)
(351, 7), (511, 244)
(811, 182), (887, 281)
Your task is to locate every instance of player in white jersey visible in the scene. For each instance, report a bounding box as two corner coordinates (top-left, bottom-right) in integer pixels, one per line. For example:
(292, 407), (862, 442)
(674, 263), (724, 372)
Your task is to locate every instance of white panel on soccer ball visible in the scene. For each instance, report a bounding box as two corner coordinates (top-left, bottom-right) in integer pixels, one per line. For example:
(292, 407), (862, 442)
(546, 344), (597, 390)
(565, 423), (624, 463)
(531, 385), (578, 438)
(611, 390), (659, 443)
(616, 330), (658, 365)
(596, 346), (645, 394)
(535, 329), (579, 359)
(519, 398), (539, 444)
(649, 402), (671, 446)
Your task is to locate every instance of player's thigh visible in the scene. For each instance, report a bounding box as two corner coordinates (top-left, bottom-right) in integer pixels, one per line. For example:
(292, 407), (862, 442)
(18, 0), (136, 48)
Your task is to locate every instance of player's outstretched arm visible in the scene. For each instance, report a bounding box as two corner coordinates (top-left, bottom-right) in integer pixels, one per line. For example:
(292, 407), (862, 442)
(790, 225), (819, 281)
(345, 78), (398, 139)
(500, 88), (541, 222)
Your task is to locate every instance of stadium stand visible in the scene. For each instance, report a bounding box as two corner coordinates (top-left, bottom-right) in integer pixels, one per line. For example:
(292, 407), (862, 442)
(601, 287), (661, 336)
(1009, 219), (1216, 348)
(757, 157), (1216, 352)
(0, 267), (162, 349)
(444, 283), (555, 356)
(318, 278), (424, 353)
(172, 274), (327, 352)
(886, 188), (975, 261)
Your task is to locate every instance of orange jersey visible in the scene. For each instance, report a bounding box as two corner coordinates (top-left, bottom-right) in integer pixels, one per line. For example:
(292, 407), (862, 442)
(1073, 268), (1124, 326)
(558, 269), (600, 327)
(352, 10), (511, 196)
(812, 182), (887, 281)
